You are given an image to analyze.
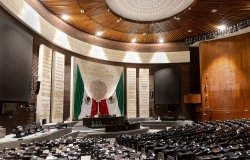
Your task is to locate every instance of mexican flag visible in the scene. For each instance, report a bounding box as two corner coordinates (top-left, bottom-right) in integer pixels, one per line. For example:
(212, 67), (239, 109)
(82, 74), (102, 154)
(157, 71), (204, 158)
(73, 64), (124, 119)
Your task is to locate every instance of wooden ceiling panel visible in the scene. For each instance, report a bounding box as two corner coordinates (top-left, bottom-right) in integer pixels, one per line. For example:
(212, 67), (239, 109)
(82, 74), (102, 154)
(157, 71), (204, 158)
(38, 0), (250, 43)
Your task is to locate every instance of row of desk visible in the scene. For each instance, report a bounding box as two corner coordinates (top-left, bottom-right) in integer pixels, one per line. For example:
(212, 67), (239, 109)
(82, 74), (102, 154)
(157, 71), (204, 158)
(82, 116), (125, 128)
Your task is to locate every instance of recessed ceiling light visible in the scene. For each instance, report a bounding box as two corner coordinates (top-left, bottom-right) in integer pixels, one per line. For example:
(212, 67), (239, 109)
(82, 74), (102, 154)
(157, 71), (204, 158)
(217, 25), (226, 31)
(61, 14), (69, 20)
(106, 0), (195, 21)
(116, 18), (122, 22)
(211, 9), (218, 13)
(174, 16), (180, 20)
(142, 33), (146, 35)
(80, 9), (85, 13)
(188, 29), (192, 33)
(96, 31), (103, 36)
(131, 38), (136, 43)
(108, 9), (110, 12)
(159, 38), (164, 43)
(188, 7), (191, 10)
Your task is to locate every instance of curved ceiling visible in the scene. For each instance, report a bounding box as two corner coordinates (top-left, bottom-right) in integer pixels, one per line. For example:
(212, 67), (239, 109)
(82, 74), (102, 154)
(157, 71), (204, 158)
(39, 0), (250, 44)
(105, 0), (194, 21)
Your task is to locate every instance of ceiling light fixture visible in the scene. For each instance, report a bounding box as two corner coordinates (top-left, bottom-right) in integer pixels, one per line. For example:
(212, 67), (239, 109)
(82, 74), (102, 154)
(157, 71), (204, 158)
(61, 14), (69, 20)
(211, 9), (218, 13)
(142, 33), (146, 36)
(105, 0), (194, 21)
(217, 25), (226, 31)
(116, 18), (122, 22)
(174, 16), (181, 20)
(131, 38), (136, 43)
(96, 31), (103, 36)
(80, 9), (85, 13)
(188, 29), (192, 33)
(159, 38), (164, 43)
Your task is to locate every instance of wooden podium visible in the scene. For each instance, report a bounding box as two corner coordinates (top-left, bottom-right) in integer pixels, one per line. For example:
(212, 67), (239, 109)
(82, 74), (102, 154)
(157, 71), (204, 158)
(184, 94), (201, 121)
(184, 94), (201, 104)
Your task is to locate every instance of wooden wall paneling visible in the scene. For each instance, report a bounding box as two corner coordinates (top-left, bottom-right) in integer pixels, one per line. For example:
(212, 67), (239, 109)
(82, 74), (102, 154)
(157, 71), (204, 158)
(63, 55), (71, 120)
(200, 32), (250, 121)
(235, 33), (250, 114)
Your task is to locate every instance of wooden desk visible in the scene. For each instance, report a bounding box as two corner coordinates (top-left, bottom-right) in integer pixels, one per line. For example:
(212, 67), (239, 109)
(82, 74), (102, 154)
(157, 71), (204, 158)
(82, 116), (125, 128)
(105, 123), (140, 132)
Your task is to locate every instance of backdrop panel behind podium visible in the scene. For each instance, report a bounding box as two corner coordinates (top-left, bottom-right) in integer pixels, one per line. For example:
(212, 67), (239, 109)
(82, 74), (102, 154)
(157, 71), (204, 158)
(0, 16), (33, 102)
(155, 67), (180, 105)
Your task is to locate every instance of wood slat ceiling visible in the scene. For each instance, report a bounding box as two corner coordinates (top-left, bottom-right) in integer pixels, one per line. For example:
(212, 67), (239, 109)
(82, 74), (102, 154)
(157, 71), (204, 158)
(38, 0), (250, 44)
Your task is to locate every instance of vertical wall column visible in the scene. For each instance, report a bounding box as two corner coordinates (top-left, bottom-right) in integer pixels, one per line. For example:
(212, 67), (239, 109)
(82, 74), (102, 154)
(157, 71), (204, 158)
(139, 69), (149, 117)
(69, 57), (75, 121)
(36, 44), (52, 124)
(126, 68), (137, 118)
(51, 51), (65, 122)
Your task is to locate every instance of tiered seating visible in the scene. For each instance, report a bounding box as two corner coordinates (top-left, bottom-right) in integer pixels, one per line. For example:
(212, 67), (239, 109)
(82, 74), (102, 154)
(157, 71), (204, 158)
(2, 119), (250, 159)
(117, 119), (250, 159)
(0, 136), (144, 159)
(0, 137), (109, 159)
